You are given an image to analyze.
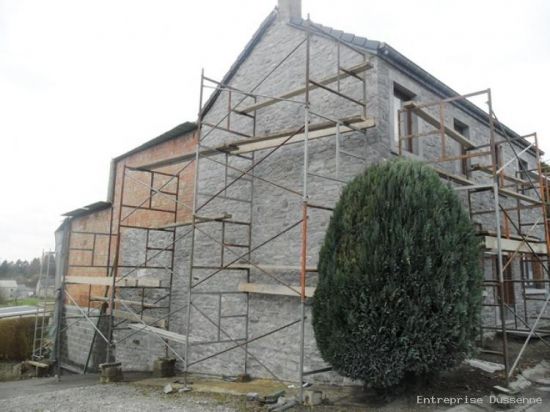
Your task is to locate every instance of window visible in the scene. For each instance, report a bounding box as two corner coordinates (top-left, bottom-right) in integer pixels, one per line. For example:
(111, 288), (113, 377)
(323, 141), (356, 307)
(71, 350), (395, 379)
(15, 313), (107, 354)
(453, 119), (470, 176)
(393, 85), (416, 153)
(495, 145), (503, 171)
(501, 256), (515, 305)
(518, 158), (529, 194)
(521, 255), (545, 290)
(518, 159), (529, 178)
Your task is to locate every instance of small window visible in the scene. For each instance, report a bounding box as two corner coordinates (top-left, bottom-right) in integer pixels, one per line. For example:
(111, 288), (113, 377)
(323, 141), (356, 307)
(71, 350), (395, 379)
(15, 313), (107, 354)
(522, 255), (545, 289)
(453, 119), (470, 176)
(393, 85), (416, 153)
(518, 159), (528, 176)
(495, 145), (503, 170)
(518, 158), (529, 193)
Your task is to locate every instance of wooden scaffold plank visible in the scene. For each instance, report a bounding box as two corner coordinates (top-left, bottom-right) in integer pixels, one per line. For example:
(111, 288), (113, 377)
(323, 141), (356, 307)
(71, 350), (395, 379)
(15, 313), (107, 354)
(238, 282), (316, 298)
(65, 276), (165, 288)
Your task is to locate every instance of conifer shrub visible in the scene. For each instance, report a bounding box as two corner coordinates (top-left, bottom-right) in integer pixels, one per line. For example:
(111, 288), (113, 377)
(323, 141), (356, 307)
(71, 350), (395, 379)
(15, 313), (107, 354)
(312, 159), (482, 389)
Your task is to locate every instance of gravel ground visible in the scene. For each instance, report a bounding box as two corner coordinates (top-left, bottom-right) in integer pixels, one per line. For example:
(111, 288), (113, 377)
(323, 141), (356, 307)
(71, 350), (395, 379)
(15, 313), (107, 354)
(0, 383), (238, 412)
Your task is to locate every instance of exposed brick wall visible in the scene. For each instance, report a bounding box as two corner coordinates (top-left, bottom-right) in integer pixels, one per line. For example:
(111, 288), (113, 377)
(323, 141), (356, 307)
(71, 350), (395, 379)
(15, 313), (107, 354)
(65, 131), (196, 308)
(60, 129), (196, 369)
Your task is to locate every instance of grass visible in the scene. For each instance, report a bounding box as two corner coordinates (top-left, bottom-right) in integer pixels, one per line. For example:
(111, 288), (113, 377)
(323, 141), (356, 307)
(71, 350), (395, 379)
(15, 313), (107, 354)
(0, 297), (40, 307)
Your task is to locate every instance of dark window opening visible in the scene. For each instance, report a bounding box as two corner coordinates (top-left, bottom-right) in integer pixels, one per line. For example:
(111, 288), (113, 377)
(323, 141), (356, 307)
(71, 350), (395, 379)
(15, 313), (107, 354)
(495, 256), (515, 305)
(393, 85), (416, 153)
(521, 255), (546, 289)
(518, 158), (529, 194)
(453, 119), (470, 176)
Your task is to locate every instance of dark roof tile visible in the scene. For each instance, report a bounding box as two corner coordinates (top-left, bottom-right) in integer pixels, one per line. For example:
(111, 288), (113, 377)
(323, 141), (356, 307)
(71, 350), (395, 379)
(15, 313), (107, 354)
(62, 201), (112, 218)
(113, 121), (196, 161)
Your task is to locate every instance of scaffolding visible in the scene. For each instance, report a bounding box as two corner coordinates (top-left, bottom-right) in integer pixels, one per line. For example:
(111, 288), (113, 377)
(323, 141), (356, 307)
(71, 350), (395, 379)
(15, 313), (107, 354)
(54, 19), (549, 395)
(181, 22), (377, 401)
(32, 250), (56, 362)
(397, 90), (550, 384)
(59, 160), (199, 370)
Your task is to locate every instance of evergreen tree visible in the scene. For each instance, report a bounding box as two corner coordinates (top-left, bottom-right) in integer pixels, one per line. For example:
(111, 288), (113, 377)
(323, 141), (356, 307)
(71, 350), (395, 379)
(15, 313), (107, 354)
(312, 159), (482, 390)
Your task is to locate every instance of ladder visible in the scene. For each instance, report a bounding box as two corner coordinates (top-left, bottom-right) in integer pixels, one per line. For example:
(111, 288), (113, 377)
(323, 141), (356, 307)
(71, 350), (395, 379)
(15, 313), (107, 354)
(32, 251), (56, 361)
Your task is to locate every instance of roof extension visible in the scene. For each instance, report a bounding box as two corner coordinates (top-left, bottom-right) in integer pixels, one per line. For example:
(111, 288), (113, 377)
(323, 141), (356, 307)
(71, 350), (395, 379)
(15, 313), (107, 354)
(62, 201), (112, 218)
(113, 121), (196, 162)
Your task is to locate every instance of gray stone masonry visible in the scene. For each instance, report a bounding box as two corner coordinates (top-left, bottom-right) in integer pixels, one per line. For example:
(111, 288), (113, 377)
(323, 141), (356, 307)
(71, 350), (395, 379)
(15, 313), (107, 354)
(60, 306), (109, 372)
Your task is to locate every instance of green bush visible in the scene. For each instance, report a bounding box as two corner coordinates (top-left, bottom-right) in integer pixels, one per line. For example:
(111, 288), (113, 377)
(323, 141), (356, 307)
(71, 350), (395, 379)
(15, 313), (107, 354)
(312, 159), (482, 389)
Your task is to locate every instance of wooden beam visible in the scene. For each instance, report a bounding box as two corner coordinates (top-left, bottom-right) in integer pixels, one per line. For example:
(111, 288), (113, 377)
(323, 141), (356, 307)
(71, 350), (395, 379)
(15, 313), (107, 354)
(403, 102), (475, 149)
(238, 61), (373, 114)
(138, 116), (374, 170)
(238, 282), (316, 298)
(65, 276), (164, 288)
(229, 118), (375, 155)
(478, 231), (539, 243)
(472, 164), (532, 186)
(153, 213), (232, 230)
(230, 264), (317, 272)
(433, 167), (478, 186)
(433, 167), (542, 204)
(499, 187), (541, 204)
(127, 323), (193, 344)
(484, 236), (547, 254)
(27, 360), (50, 369)
(90, 296), (162, 309)
(112, 310), (166, 328)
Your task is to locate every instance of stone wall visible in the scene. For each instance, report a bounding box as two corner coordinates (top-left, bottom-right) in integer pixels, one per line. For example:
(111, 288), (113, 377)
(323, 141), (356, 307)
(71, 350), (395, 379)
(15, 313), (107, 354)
(59, 306), (109, 371)
(182, 16), (546, 383)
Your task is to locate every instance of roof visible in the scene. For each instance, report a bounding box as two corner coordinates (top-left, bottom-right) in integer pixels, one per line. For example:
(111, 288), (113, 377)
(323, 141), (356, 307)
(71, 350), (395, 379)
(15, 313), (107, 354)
(288, 17), (533, 152)
(62, 201), (112, 218)
(201, 10), (278, 117)
(201, 6), (533, 152)
(105, 121), (196, 204)
(113, 121), (196, 162)
(0, 280), (17, 288)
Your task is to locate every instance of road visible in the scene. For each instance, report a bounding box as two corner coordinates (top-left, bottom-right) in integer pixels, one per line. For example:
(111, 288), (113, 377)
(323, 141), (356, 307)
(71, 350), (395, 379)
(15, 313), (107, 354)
(0, 305), (42, 319)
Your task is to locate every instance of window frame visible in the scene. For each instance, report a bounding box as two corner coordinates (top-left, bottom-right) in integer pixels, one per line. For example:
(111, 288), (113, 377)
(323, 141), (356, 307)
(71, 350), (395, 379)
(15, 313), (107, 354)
(392, 84), (417, 154)
(453, 119), (470, 176)
(521, 255), (546, 292)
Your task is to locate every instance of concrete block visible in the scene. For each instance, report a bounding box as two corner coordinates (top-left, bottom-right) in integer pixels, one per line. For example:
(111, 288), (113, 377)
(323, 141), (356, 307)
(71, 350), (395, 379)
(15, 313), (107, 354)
(99, 362), (123, 383)
(303, 390), (323, 406)
(153, 357), (176, 378)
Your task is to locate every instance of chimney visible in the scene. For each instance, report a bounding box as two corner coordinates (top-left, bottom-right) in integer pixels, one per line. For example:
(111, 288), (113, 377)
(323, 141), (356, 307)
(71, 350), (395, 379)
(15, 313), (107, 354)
(278, 0), (302, 21)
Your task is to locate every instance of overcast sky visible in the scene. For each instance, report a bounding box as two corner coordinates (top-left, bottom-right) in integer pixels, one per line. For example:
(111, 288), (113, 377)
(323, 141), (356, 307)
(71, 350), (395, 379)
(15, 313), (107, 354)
(0, 0), (548, 261)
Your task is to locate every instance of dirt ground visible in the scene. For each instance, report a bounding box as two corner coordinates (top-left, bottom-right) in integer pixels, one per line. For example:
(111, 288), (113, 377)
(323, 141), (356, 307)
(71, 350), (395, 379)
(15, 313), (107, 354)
(0, 335), (548, 411)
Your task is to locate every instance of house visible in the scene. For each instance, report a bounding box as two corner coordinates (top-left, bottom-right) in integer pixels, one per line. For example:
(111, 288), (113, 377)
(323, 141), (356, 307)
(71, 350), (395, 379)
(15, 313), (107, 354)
(54, 0), (548, 385)
(16, 284), (34, 298)
(0, 280), (18, 302)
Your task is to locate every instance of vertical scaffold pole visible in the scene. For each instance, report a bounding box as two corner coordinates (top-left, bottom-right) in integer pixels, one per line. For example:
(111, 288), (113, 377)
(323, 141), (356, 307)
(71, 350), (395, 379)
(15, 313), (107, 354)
(299, 25), (311, 404)
(184, 69), (205, 383)
(106, 164), (127, 363)
(488, 89), (509, 385)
